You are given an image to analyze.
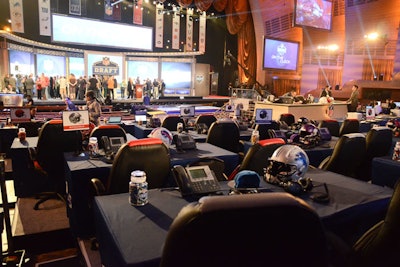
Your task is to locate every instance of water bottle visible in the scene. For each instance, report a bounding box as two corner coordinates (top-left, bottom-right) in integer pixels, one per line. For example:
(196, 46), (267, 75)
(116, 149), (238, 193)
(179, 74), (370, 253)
(251, 130), (259, 145)
(88, 137), (99, 157)
(392, 141), (400, 161)
(129, 170), (148, 206)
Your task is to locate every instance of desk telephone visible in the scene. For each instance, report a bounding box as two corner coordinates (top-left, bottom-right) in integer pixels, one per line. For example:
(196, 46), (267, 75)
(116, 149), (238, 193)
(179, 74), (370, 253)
(101, 136), (125, 155)
(172, 165), (221, 197)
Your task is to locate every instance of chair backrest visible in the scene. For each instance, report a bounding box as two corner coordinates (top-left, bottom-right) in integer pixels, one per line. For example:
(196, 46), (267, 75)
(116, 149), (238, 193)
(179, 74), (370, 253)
(18, 121), (45, 137)
(160, 192), (329, 267)
(194, 114), (217, 129)
(206, 119), (241, 153)
(319, 133), (366, 179)
(318, 119), (340, 137)
(279, 113), (295, 127)
(351, 180), (400, 266)
(106, 138), (171, 194)
(254, 121), (280, 140)
(232, 138), (286, 178)
(161, 115), (186, 132)
(89, 124), (127, 149)
(356, 126), (393, 181)
(339, 119), (360, 136)
(36, 119), (82, 187)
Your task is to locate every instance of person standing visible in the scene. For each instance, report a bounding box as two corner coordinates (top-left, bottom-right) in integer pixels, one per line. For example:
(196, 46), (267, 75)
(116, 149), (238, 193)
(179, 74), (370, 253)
(68, 73), (78, 100)
(59, 76), (68, 99)
(88, 74), (101, 100)
(127, 77), (135, 99)
(36, 76), (43, 100)
(160, 79), (166, 98)
(120, 79), (127, 99)
(8, 74), (17, 92)
(107, 76), (115, 100)
(86, 90), (102, 126)
(77, 76), (87, 100)
(25, 74), (35, 98)
(346, 84), (359, 112)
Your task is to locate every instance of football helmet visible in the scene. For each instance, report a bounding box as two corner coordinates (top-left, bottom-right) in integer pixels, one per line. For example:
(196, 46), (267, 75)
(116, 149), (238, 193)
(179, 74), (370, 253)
(265, 145), (309, 184)
(148, 127), (173, 147)
(299, 122), (321, 147)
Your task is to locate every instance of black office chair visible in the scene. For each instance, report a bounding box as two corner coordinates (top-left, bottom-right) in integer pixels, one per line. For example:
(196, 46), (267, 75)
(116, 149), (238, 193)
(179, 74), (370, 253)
(161, 115), (186, 132)
(228, 138), (286, 179)
(318, 119), (340, 137)
(254, 120), (280, 140)
(31, 119), (82, 210)
(91, 138), (171, 195)
(160, 192), (330, 267)
(194, 114), (217, 134)
(206, 119), (242, 154)
(318, 133), (366, 179)
(339, 119), (360, 136)
(348, 180), (400, 267)
(89, 124), (127, 149)
(356, 126), (393, 181)
(279, 113), (295, 127)
(17, 121), (45, 137)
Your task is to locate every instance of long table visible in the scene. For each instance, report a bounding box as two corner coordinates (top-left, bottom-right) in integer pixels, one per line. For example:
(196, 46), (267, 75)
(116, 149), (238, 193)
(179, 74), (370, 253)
(254, 101), (349, 121)
(65, 142), (239, 238)
(93, 168), (393, 267)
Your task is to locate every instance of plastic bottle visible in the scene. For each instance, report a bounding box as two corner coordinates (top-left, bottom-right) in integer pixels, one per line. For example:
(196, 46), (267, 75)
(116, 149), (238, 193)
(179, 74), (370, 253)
(251, 130), (259, 145)
(129, 170), (148, 206)
(392, 141), (400, 161)
(88, 137), (99, 157)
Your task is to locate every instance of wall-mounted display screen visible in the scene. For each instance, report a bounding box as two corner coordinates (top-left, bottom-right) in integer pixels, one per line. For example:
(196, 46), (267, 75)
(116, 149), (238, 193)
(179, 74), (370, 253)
(69, 57), (85, 77)
(161, 62), (191, 90)
(9, 50), (35, 76)
(52, 14), (153, 51)
(294, 0), (333, 31)
(86, 52), (123, 82)
(36, 54), (66, 76)
(263, 37), (300, 71)
(127, 60), (158, 83)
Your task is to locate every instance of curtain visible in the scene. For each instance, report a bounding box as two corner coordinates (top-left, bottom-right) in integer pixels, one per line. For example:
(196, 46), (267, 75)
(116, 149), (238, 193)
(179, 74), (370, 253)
(362, 59), (394, 81)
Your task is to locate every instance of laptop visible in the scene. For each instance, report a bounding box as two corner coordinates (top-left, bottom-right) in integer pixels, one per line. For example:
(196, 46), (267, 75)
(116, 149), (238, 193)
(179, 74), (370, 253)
(107, 116), (122, 124)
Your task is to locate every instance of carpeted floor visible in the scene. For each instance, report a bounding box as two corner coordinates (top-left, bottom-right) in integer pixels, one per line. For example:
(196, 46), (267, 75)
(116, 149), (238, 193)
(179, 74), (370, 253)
(10, 197), (102, 267)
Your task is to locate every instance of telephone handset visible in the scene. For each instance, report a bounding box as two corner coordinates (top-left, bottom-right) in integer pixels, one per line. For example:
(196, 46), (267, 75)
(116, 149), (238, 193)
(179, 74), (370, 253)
(101, 136), (125, 157)
(172, 165), (221, 197)
(101, 136), (112, 155)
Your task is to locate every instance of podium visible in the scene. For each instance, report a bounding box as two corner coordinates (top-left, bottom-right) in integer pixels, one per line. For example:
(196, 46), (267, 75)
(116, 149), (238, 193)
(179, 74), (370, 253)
(135, 84), (143, 99)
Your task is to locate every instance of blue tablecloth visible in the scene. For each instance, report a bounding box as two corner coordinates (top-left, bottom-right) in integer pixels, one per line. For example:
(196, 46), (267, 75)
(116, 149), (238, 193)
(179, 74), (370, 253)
(94, 168), (393, 267)
(371, 156), (400, 188)
(65, 142), (239, 238)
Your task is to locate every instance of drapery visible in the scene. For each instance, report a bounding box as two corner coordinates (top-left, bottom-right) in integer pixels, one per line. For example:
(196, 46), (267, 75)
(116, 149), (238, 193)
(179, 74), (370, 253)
(176, 0), (256, 86)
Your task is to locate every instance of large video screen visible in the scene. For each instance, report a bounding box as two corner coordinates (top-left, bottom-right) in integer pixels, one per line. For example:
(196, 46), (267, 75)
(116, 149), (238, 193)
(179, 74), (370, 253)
(69, 57), (85, 77)
(161, 62), (191, 90)
(36, 54), (66, 76)
(263, 37), (299, 71)
(9, 50), (35, 76)
(127, 60), (158, 83)
(52, 14), (153, 51)
(294, 0), (333, 31)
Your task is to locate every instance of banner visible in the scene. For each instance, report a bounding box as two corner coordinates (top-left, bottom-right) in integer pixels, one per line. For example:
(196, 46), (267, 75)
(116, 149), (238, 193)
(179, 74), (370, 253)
(69, 0), (81, 15)
(104, 0), (121, 21)
(38, 0), (51, 36)
(133, 0), (143, 25)
(186, 8), (194, 52)
(9, 0), (24, 33)
(172, 11), (180, 50)
(155, 3), (164, 48)
(199, 11), (206, 53)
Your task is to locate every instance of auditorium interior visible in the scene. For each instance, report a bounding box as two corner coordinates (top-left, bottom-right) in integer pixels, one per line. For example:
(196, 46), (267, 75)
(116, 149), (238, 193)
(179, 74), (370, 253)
(0, 0), (400, 266)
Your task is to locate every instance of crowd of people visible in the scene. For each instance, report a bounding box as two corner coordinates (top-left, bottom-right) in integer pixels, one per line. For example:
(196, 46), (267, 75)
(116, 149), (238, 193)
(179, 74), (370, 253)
(1, 73), (166, 102)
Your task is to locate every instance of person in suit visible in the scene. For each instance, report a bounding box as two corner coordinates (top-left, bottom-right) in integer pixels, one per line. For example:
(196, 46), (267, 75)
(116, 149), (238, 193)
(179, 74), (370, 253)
(347, 84), (359, 112)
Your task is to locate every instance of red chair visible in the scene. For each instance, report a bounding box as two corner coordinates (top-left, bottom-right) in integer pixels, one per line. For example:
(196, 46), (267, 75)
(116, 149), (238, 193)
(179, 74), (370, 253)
(228, 138), (286, 180)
